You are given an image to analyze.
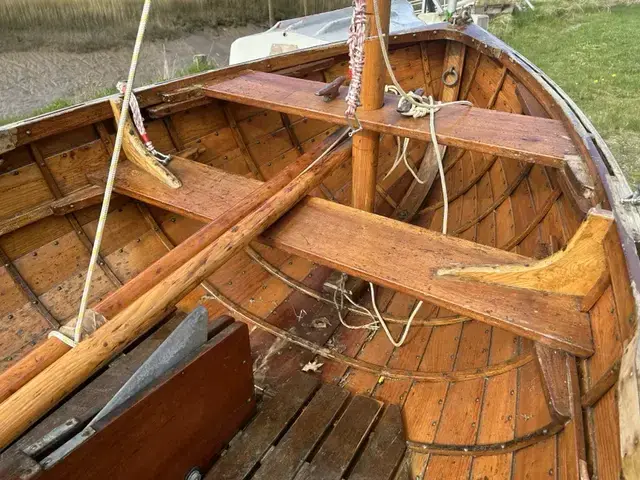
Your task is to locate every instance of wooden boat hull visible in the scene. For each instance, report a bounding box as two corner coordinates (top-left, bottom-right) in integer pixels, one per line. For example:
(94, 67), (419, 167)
(0, 23), (638, 479)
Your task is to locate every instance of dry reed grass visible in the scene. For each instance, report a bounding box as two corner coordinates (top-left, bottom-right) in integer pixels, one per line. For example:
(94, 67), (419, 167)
(0, 0), (349, 52)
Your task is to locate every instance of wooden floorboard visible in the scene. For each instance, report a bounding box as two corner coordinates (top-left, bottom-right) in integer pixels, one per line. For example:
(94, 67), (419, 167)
(89, 159), (593, 356)
(295, 395), (382, 480)
(349, 405), (406, 480)
(252, 384), (350, 480)
(204, 374), (319, 480)
(202, 70), (578, 168)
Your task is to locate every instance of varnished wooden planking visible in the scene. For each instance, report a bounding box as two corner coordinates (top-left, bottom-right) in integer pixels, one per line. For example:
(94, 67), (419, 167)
(603, 226), (635, 342)
(403, 323), (462, 443)
(253, 384), (350, 480)
(205, 373), (319, 480)
(349, 405), (406, 480)
(295, 395), (382, 480)
(512, 360), (556, 476)
(44, 139), (109, 195)
(0, 302), (52, 368)
(89, 140), (593, 355)
(39, 266), (114, 322)
(593, 388), (622, 479)
(587, 287), (623, 385)
(203, 71), (578, 167)
(0, 215), (72, 261)
(265, 199), (593, 356)
(0, 164), (54, 221)
(471, 328), (519, 477)
(432, 321), (491, 445)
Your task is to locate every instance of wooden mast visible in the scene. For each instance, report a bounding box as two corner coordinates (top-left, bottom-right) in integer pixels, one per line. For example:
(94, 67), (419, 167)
(351, 0), (391, 212)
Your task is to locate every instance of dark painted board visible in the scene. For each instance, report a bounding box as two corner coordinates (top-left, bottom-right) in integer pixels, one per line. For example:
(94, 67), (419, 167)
(37, 322), (255, 480)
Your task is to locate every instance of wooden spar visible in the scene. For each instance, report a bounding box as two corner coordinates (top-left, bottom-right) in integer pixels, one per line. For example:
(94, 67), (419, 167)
(0, 340), (69, 405)
(0, 137), (352, 449)
(0, 130), (349, 405)
(95, 129), (347, 319)
(351, 0), (391, 211)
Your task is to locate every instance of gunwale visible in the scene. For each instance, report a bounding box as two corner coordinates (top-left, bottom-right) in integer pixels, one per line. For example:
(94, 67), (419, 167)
(0, 21), (637, 480)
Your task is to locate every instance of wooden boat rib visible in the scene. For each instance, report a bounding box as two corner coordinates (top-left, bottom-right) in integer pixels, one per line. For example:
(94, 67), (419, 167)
(0, 20), (638, 480)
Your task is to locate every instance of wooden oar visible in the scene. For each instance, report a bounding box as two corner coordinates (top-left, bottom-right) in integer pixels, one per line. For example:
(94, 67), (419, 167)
(0, 133), (351, 449)
(0, 129), (348, 408)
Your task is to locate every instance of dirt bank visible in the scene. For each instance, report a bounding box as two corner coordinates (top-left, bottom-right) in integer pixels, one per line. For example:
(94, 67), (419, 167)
(0, 25), (263, 119)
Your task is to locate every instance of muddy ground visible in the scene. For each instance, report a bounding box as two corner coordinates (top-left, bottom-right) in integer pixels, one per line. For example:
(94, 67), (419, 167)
(0, 25), (263, 120)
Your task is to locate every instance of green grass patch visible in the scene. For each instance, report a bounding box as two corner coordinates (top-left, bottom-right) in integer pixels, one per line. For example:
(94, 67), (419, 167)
(490, 2), (640, 182)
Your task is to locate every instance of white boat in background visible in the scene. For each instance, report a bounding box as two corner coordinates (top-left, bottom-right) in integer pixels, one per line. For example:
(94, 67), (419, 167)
(229, 0), (425, 64)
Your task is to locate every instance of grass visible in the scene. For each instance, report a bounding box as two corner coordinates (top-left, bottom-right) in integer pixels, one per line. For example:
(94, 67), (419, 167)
(0, 0), (350, 53)
(490, 1), (640, 182)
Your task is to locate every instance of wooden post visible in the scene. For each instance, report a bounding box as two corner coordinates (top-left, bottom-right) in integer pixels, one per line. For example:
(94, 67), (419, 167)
(303, 0), (308, 16)
(0, 138), (352, 450)
(351, 0), (391, 212)
(0, 131), (347, 406)
(268, 0), (275, 26)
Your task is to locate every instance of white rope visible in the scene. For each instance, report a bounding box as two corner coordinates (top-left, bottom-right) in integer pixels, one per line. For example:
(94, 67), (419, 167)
(330, 274), (422, 347)
(383, 86), (430, 187)
(48, 331), (77, 348)
(72, 0), (152, 345)
(369, 282), (423, 347)
(332, 274), (379, 331)
(372, 0), (472, 235)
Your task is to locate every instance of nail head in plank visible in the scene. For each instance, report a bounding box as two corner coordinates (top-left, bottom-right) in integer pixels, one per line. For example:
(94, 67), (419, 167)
(253, 383), (350, 480)
(205, 373), (319, 480)
(203, 70), (578, 168)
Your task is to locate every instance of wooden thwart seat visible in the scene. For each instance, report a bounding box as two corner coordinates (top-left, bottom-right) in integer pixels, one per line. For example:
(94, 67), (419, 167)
(89, 158), (604, 356)
(202, 70), (578, 168)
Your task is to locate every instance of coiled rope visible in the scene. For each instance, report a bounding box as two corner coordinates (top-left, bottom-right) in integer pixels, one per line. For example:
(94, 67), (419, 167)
(331, 273), (424, 347)
(50, 0), (153, 347)
(372, 0), (472, 235)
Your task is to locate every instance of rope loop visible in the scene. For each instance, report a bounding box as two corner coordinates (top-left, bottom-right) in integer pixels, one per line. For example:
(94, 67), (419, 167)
(48, 331), (77, 348)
